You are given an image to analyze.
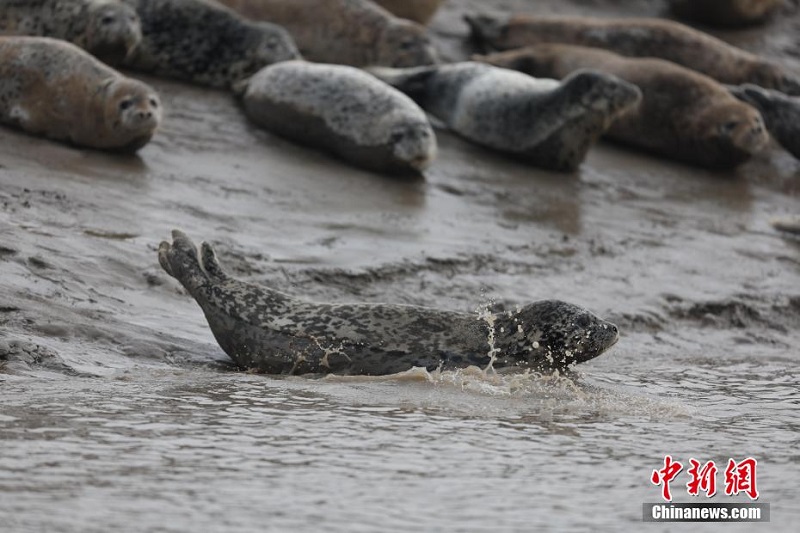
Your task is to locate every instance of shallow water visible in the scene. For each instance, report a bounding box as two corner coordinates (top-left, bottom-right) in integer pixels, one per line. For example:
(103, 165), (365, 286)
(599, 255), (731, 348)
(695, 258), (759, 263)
(2, 0), (800, 531)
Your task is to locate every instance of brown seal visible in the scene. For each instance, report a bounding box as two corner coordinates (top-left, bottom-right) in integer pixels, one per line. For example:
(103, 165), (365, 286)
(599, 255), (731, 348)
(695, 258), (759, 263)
(216, 0), (437, 67)
(728, 84), (800, 159)
(372, 0), (445, 25)
(0, 36), (161, 151)
(0, 0), (141, 65)
(668, 0), (784, 27)
(476, 44), (769, 169)
(465, 13), (800, 95)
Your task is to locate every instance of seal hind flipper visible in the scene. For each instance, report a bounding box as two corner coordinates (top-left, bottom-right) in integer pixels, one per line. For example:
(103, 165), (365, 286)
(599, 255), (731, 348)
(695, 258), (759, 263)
(200, 241), (228, 282)
(366, 65), (438, 103)
(158, 230), (209, 294)
(463, 13), (507, 51)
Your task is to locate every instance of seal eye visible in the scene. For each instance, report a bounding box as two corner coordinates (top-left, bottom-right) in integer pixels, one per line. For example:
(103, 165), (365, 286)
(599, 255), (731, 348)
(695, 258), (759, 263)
(119, 100), (132, 111)
(149, 98), (158, 108)
(720, 121), (739, 134)
(101, 15), (115, 25)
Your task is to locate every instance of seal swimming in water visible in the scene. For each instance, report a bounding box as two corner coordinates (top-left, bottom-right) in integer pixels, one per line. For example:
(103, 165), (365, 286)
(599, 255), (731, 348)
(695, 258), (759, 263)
(158, 230), (620, 376)
(476, 44), (769, 169)
(668, 0), (784, 27)
(0, 36), (161, 151)
(0, 0), (142, 64)
(368, 62), (641, 172)
(215, 0), (437, 67)
(465, 13), (800, 95)
(728, 84), (800, 159)
(121, 0), (299, 89)
(239, 60), (436, 175)
(371, 0), (445, 25)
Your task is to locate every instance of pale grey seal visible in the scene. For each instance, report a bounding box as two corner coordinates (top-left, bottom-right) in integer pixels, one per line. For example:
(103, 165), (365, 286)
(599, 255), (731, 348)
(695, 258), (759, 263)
(476, 44), (769, 169)
(239, 60), (437, 175)
(368, 62), (641, 172)
(465, 13), (800, 95)
(158, 230), (620, 376)
(0, 0), (141, 64)
(0, 36), (161, 152)
(121, 0), (300, 89)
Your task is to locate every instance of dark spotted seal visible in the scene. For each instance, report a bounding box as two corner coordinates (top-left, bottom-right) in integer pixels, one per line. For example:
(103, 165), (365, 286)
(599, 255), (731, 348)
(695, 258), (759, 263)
(216, 0), (437, 67)
(121, 0), (299, 89)
(728, 84), (800, 159)
(158, 230), (620, 376)
(0, 0), (142, 65)
(0, 36), (161, 151)
(369, 62), (641, 172)
(465, 13), (800, 95)
(477, 44), (769, 169)
(668, 0), (783, 27)
(240, 60), (437, 175)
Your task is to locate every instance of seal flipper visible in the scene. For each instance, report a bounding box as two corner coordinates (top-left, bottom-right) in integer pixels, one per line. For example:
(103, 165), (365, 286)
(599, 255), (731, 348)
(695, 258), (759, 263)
(366, 66), (437, 104)
(200, 241), (229, 282)
(158, 230), (209, 295)
(463, 13), (508, 51)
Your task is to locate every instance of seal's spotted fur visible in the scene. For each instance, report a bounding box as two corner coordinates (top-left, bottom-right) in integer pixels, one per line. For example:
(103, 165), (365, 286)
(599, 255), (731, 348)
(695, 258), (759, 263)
(122, 0), (299, 89)
(159, 231), (619, 376)
(0, 0), (141, 64)
(369, 62), (641, 172)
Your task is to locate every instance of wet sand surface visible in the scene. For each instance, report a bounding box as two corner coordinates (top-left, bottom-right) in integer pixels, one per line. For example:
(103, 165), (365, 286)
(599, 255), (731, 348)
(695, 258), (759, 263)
(1, 0), (799, 531)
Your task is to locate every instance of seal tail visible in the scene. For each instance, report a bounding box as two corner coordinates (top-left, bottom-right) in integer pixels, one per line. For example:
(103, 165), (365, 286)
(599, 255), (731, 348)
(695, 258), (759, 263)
(158, 230), (210, 295)
(366, 66), (437, 103)
(463, 13), (507, 51)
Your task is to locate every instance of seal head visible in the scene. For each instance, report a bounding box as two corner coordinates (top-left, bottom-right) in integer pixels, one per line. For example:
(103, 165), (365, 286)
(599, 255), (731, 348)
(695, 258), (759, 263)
(102, 78), (162, 151)
(494, 300), (619, 369)
(379, 21), (438, 67)
(85, 1), (142, 63)
(701, 100), (768, 156)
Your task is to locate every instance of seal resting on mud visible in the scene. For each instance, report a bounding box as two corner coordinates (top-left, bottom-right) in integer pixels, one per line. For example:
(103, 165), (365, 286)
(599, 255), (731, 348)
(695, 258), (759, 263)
(239, 60), (437, 175)
(728, 84), (800, 159)
(368, 62), (641, 172)
(668, 0), (784, 27)
(121, 0), (299, 89)
(215, 0), (437, 67)
(158, 230), (620, 376)
(476, 44), (769, 169)
(0, 36), (161, 152)
(371, 0), (445, 25)
(465, 13), (800, 95)
(0, 0), (142, 64)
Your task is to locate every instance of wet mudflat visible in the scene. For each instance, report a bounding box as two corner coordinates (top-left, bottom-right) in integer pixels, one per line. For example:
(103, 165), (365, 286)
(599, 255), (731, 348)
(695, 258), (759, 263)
(1, 0), (799, 531)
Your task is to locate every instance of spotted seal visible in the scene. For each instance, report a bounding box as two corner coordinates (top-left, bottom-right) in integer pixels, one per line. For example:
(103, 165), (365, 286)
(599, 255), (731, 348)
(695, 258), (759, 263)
(465, 13), (800, 95)
(368, 62), (641, 172)
(0, 36), (161, 151)
(158, 230), (620, 376)
(0, 0), (141, 64)
(728, 84), (800, 159)
(668, 0), (784, 27)
(239, 60), (436, 175)
(477, 44), (769, 169)
(372, 0), (445, 25)
(121, 0), (299, 89)
(216, 0), (437, 67)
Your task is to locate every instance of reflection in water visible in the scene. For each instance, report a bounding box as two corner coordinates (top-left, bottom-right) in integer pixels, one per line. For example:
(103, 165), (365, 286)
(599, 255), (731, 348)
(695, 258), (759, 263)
(1, 363), (797, 532)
